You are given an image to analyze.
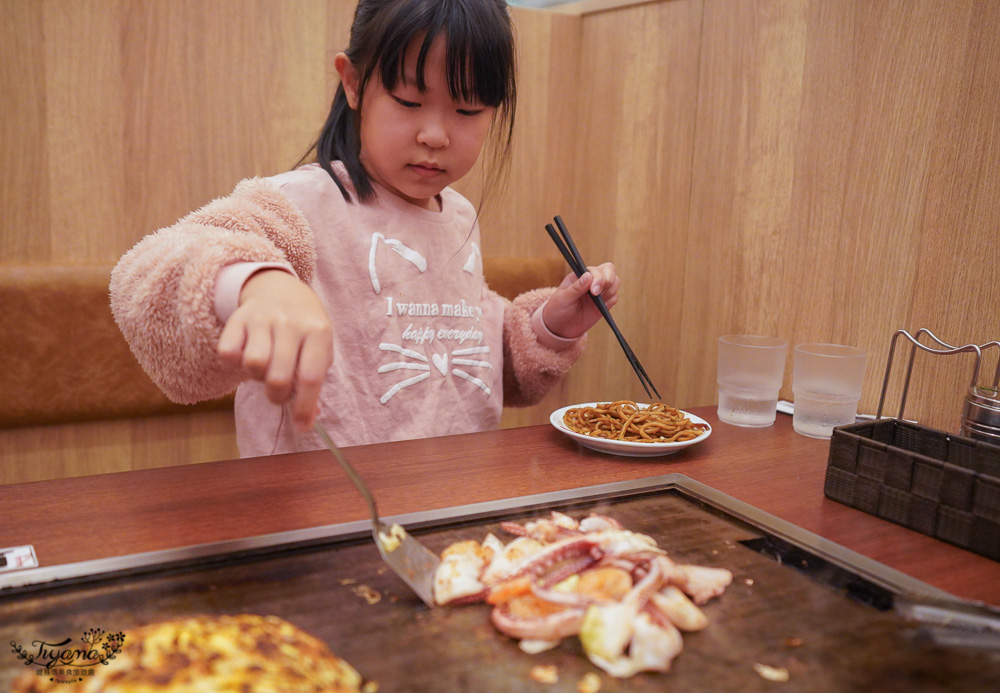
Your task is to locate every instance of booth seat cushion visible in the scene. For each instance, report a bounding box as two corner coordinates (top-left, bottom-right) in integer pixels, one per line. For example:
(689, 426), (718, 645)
(0, 265), (231, 428)
(0, 257), (565, 428)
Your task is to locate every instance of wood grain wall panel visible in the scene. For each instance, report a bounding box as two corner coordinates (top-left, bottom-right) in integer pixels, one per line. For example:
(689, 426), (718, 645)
(183, 1), (330, 196)
(678, 0), (999, 432)
(565, 0), (703, 407)
(116, 0), (334, 256)
(901, 0), (1000, 432)
(454, 7), (582, 260)
(43, 1), (127, 262)
(0, 412), (238, 486)
(1, 1), (50, 261)
(126, 411), (239, 472)
(679, 0), (814, 411)
(118, 0), (198, 249)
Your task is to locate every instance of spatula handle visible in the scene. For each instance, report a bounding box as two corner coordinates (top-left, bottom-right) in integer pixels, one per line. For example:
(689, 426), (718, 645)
(314, 422), (383, 530)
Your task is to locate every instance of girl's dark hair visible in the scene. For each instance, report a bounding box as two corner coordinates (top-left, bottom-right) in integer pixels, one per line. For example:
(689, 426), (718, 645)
(299, 0), (517, 205)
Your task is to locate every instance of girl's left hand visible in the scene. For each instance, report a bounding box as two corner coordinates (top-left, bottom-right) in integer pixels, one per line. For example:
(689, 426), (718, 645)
(541, 262), (620, 340)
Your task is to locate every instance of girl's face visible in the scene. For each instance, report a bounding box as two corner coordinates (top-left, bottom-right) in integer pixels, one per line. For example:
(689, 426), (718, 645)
(338, 35), (496, 211)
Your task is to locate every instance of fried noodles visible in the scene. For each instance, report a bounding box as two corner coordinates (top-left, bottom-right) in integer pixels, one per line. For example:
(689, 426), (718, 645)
(562, 401), (708, 443)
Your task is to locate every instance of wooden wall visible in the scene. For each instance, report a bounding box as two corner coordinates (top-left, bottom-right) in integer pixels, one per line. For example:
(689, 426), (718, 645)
(559, 0), (1000, 433)
(1, 0), (350, 482)
(2, 0), (998, 484)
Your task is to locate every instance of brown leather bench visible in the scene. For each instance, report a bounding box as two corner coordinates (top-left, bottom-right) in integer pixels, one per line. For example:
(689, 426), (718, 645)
(0, 257), (566, 428)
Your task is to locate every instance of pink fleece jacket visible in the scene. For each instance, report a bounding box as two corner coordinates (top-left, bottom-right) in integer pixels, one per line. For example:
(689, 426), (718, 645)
(110, 163), (585, 456)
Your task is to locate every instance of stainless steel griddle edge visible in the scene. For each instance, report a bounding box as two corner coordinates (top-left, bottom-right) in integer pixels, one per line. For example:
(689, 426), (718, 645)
(0, 473), (951, 604)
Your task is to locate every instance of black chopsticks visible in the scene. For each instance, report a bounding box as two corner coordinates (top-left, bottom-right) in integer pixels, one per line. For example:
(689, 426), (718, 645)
(544, 215), (661, 399)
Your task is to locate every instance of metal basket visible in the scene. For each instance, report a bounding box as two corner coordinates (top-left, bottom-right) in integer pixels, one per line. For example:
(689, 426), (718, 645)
(824, 329), (1000, 561)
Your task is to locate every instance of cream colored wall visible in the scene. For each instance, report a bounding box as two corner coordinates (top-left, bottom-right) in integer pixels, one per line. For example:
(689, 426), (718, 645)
(2, 0), (997, 483)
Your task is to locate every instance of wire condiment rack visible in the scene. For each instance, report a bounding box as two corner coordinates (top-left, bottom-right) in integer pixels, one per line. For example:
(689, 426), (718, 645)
(876, 328), (1000, 441)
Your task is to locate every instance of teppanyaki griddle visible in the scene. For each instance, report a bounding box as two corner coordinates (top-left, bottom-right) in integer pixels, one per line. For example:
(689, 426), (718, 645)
(2, 474), (998, 692)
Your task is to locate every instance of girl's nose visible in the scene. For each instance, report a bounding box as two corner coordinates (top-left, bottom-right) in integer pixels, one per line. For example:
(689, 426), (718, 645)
(417, 113), (449, 149)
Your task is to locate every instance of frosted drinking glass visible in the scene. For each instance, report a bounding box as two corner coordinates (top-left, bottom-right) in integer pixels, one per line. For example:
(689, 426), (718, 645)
(792, 343), (867, 439)
(717, 335), (787, 427)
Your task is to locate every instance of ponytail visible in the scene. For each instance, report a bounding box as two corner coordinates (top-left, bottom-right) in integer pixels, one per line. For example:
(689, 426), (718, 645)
(311, 84), (374, 201)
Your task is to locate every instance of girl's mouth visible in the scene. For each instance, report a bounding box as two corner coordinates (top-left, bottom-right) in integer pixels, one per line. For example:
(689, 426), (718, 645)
(410, 163), (444, 179)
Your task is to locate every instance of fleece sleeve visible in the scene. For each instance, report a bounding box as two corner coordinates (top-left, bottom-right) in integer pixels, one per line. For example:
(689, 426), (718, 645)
(501, 287), (587, 407)
(109, 178), (316, 404)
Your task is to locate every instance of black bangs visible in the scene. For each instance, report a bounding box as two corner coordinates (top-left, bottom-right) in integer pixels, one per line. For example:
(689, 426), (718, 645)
(374, 0), (514, 108)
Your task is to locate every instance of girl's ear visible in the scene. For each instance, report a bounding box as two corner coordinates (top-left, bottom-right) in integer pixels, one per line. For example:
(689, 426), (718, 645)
(334, 52), (360, 110)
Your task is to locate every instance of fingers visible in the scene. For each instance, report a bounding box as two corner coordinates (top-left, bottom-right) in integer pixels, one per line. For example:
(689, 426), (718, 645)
(584, 262), (618, 297)
(247, 322), (332, 423)
(558, 271), (578, 290)
(219, 322), (331, 431)
(541, 261), (620, 340)
(217, 317), (248, 367)
(215, 272), (333, 431)
(240, 321), (280, 383)
(602, 288), (620, 310)
(600, 274), (621, 306)
(290, 330), (334, 431)
(560, 263), (618, 303)
(559, 271), (597, 297)
(261, 327), (303, 404)
(219, 314), (283, 382)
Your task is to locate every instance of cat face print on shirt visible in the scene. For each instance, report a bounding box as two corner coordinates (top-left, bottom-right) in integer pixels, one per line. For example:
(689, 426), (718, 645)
(368, 232), (494, 405)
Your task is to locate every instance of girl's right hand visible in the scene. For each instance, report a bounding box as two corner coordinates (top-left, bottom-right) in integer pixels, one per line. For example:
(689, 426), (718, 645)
(217, 269), (333, 431)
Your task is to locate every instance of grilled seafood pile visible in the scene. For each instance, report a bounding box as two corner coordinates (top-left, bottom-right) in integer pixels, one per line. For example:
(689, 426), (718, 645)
(433, 511), (732, 678)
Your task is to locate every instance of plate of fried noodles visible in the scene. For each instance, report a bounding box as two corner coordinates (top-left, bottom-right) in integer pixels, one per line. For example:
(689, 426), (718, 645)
(550, 400), (712, 457)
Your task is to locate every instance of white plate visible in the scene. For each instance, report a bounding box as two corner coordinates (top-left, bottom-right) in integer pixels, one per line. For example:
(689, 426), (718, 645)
(549, 402), (712, 458)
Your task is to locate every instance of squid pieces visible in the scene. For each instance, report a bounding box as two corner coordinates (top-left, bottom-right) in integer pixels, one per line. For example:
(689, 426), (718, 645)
(432, 512), (733, 679)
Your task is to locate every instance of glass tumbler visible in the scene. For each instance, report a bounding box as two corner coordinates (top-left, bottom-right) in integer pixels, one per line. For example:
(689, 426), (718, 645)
(717, 335), (788, 427)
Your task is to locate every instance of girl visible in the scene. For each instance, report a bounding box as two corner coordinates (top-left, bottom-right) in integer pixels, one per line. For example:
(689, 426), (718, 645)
(110, 0), (620, 457)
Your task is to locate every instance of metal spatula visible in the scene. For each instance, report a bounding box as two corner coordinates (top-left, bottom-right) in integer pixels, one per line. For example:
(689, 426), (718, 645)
(313, 423), (440, 607)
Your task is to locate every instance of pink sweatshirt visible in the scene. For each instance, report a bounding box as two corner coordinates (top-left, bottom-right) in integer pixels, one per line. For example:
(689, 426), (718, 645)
(111, 164), (585, 456)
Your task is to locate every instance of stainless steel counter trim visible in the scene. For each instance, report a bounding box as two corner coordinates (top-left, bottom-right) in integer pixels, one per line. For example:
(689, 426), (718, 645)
(0, 519), (369, 593)
(0, 473), (951, 602)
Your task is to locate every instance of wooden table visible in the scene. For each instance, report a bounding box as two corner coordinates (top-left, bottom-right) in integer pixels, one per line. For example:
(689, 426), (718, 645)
(3, 407), (998, 605)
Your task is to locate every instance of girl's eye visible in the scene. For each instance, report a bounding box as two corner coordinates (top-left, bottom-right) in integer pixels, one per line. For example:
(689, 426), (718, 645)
(392, 96), (420, 108)
(457, 108), (485, 117)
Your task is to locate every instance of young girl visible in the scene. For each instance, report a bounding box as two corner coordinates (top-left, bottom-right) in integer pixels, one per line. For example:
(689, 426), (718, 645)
(110, 0), (620, 457)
